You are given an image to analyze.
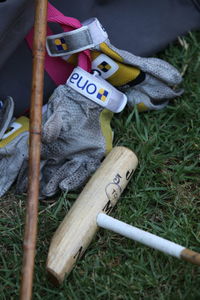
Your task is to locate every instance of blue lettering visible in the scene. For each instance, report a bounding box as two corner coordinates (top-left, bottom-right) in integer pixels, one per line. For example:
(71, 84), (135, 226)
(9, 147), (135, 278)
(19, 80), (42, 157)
(69, 72), (79, 84)
(77, 77), (88, 90)
(86, 83), (97, 94)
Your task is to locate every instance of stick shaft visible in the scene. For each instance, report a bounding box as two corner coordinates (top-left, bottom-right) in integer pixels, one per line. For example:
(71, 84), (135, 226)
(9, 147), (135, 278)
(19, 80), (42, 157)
(97, 213), (200, 266)
(20, 1), (48, 299)
(97, 213), (184, 258)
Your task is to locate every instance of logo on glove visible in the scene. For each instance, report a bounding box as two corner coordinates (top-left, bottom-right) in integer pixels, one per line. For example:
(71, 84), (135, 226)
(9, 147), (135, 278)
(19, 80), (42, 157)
(67, 67), (128, 112)
(97, 89), (108, 102)
(68, 71), (109, 103)
(92, 54), (119, 79)
(54, 38), (68, 51)
(97, 61), (111, 73)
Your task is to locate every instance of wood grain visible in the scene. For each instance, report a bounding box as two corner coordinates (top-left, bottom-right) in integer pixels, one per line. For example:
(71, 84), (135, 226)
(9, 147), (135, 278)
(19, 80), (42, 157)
(181, 248), (200, 266)
(47, 146), (138, 285)
(20, 1), (48, 299)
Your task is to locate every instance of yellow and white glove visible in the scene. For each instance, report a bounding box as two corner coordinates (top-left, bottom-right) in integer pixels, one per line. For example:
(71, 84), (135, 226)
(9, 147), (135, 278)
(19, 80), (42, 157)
(0, 96), (14, 139)
(16, 67), (124, 197)
(46, 18), (183, 112)
(0, 116), (29, 197)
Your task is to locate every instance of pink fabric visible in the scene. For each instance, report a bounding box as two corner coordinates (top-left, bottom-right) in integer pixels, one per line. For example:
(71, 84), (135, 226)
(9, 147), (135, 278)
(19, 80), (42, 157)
(26, 27), (74, 85)
(47, 3), (91, 71)
(26, 2), (91, 85)
(47, 2), (82, 30)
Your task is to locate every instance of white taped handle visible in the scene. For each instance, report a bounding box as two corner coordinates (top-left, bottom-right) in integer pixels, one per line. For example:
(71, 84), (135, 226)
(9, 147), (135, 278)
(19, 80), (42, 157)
(97, 213), (185, 258)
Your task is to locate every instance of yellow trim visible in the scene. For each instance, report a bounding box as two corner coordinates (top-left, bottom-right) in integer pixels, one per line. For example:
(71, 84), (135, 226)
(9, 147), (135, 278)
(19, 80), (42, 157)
(91, 51), (100, 60)
(99, 43), (124, 62)
(100, 109), (113, 154)
(67, 54), (78, 65)
(137, 103), (148, 112)
(91, 51), (140, 86)
(108, 63), (140, 86)
(0, 116), (29, 147)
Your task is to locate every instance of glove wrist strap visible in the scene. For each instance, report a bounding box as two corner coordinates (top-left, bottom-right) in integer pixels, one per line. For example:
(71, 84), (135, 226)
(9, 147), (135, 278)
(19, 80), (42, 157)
(67, 67), (127, 113)
(46, 18), (107, 57)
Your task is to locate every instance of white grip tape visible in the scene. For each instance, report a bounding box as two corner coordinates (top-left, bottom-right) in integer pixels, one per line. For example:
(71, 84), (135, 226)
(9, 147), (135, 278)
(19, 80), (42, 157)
(97, 213), (185, 258)
(67, 67), (127, 113)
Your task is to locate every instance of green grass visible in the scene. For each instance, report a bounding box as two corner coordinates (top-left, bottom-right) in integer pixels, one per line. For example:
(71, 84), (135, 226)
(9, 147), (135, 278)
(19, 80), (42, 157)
(1, 31), (200, 299)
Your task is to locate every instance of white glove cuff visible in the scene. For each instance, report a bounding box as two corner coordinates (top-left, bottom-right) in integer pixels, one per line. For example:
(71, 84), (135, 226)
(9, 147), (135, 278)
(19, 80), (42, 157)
(46, 18), (107, 57)
(67, 67), (127, 113)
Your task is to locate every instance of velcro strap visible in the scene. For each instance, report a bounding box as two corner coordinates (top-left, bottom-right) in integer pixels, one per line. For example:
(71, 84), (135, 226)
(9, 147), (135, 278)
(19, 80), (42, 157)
(67, 67), (127, 113)
(46, 18), (108, 57)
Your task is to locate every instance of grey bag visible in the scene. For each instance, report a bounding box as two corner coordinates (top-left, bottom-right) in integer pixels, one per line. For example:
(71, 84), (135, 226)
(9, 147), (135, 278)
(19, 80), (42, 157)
(0, 0), (35, 69)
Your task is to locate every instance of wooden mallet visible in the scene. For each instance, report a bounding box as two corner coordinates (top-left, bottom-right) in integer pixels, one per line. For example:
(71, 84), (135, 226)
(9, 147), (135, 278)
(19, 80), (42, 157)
(46, 146), (200, 285)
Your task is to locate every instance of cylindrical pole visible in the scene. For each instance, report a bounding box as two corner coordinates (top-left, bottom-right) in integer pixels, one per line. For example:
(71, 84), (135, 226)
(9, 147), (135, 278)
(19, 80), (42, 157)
(97, 213), (200, 266)
(20, 1), (48, 299)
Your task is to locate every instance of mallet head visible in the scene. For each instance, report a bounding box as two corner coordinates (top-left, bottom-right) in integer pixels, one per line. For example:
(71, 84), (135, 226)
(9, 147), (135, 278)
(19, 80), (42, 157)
(46, 146), (138, 284)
